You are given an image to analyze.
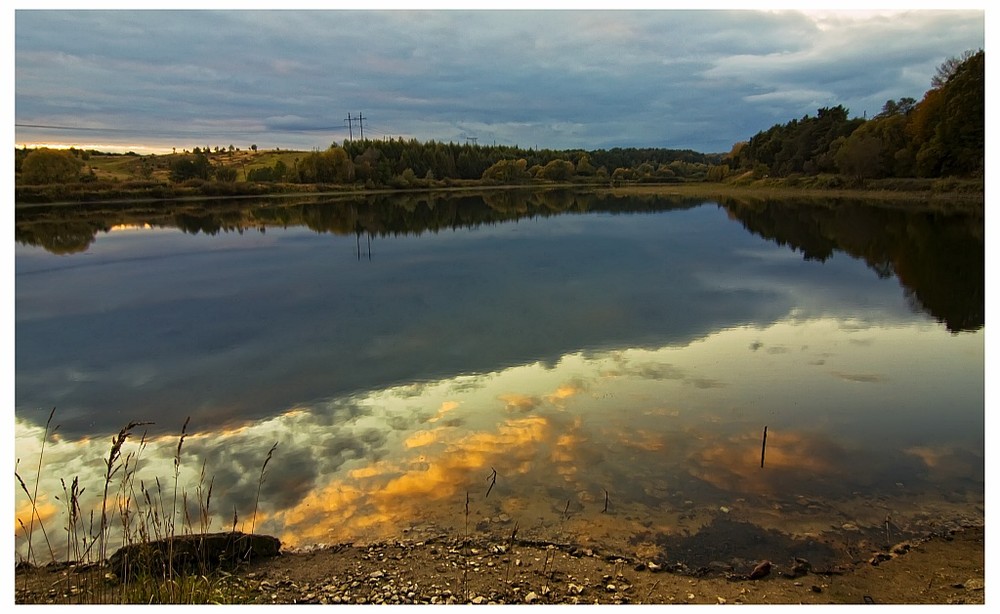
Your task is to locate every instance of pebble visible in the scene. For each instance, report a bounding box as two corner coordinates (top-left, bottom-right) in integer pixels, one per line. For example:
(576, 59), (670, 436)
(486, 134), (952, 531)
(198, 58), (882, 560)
(524, 591), (539, 603)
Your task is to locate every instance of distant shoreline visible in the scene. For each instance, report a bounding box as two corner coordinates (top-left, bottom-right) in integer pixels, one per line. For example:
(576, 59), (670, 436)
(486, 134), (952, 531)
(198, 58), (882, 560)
(14, 179), (984, 210)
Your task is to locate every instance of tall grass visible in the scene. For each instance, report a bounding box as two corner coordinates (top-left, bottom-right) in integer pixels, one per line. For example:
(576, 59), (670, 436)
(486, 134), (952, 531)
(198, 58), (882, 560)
(14, 411), (280, 604)
(14, 407), (59, 567)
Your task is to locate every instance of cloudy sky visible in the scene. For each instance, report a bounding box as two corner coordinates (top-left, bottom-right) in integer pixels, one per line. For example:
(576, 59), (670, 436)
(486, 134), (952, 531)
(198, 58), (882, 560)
(11, 5), (986, 154)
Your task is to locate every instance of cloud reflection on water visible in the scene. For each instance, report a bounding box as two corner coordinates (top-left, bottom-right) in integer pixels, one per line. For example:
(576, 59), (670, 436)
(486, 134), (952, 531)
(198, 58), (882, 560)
(15, 315), (982, 561)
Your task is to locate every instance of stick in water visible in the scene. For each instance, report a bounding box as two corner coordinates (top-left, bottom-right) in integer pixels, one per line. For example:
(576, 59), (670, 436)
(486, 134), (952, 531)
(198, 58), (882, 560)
(486, 467), (497, 499)
(760, 426), (768, 468)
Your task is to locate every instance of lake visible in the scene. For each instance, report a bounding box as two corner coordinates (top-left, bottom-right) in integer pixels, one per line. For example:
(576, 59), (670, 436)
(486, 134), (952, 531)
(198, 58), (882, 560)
(14, 190), (984, 571)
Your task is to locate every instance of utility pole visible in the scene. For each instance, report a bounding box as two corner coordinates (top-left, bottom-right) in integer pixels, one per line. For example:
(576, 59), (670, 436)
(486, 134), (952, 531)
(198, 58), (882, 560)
(345, 112), (366, 141)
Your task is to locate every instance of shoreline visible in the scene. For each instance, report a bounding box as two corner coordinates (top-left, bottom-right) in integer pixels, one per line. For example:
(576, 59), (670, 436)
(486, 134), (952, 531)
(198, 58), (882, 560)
(15, 180), (984, 210)
(14, 523), (984, 604)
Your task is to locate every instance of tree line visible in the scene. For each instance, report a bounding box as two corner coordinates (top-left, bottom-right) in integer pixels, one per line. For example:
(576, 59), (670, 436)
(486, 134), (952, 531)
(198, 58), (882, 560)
(237, 140), (720, 188)
(727, 49), (983, 182)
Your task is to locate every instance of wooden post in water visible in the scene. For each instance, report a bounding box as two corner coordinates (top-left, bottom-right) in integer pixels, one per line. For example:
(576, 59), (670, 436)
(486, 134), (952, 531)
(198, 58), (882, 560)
(760, 426), (768, 468)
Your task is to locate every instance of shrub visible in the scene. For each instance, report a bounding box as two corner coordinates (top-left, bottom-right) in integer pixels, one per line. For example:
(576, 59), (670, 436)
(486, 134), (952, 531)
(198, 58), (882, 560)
(20, 149), (84, 185)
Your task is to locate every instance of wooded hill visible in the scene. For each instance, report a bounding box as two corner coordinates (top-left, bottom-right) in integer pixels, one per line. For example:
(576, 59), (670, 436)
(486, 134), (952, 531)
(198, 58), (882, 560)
(727, 49), (983, 182)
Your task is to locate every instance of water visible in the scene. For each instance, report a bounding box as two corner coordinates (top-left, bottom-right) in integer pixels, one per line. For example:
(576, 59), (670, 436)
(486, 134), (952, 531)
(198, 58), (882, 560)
(14, 191), (984, 570)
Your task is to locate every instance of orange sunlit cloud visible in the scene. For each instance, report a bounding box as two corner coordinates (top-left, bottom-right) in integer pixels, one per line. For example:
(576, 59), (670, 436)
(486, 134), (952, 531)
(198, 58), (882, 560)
(276, 481), (368, 544)
(544, 380), (588, 406)
(15, 498), (59, 534)
(688, 429), (846, 494)
(404, 429), (444, 449)
(349, 460), (401, 480)
(616, 429), (667, 452)
(277, 415), (561, 549)
(498, 393), (543, 413)
(428, 401), (461, 423)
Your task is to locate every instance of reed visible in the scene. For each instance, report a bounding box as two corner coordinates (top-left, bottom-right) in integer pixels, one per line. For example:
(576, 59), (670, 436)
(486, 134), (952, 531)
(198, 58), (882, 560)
(168, 417), (191, 589)
(15, 407), (59, 566)
(250, 442), (278, 538)
(502, 521), (519, 601)
(15, 414), (281, 604)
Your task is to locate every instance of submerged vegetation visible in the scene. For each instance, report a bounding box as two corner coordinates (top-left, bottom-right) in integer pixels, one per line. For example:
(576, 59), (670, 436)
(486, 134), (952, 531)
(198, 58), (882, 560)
(13, 50), (983, 205)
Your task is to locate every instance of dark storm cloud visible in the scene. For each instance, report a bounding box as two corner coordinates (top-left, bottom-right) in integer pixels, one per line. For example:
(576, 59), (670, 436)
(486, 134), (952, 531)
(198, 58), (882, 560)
(14, 8), (984, 152)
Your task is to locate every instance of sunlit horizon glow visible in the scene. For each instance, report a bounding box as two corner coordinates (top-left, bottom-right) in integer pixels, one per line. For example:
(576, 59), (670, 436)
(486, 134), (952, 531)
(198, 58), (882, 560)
(16, 141), (180, 155)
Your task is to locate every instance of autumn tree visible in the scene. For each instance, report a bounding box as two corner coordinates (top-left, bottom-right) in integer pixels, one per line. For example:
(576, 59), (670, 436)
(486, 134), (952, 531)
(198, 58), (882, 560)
(538, 159), (575, 181)
(20, 148), (84, 184)
(296, 147), (354, 183)
(481, 158), (529, 184)
(930, 50), (977, 88)
(575, 153), (596, 176)
(835, 134), (882, 183)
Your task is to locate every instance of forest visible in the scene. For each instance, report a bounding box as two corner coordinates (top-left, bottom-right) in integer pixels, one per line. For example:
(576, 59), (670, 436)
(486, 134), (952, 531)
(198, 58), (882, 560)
(729, 50), (983, 182)
(14, 50), (983, 200)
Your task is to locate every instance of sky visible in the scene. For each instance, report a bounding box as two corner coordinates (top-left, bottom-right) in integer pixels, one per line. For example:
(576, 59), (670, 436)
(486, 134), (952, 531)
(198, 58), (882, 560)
(10, 4), (987, 154)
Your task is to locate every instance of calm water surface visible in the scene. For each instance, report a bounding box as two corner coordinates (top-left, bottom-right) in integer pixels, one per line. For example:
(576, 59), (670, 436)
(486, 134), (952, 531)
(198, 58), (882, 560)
(15, 192), (984, 569)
